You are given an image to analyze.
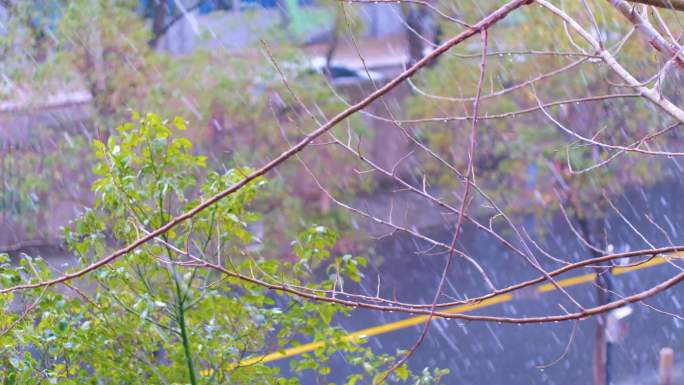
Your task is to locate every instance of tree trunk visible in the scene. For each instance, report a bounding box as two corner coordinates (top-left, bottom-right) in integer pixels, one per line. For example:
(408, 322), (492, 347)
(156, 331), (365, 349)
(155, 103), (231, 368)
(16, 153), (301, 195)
(276, 0), (291, 29)
(403, 4), (426, 66)
(150, 0), (167, 48)
(324, 9), (344, 77)
(575, 211), (611, 385)
(402, 2), (443, 67)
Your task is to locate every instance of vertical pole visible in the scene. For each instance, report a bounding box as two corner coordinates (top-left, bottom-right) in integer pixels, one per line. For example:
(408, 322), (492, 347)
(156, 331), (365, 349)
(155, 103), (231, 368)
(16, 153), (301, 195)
(604, 267), (613, 385)
(659, 347), (674, 385)
(593, 266), (612, 385)
(1, 141), (5, 223)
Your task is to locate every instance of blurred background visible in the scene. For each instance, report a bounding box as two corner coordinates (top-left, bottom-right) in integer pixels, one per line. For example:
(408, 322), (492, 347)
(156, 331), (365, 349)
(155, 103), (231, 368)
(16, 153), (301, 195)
(2, 1), (684, 384)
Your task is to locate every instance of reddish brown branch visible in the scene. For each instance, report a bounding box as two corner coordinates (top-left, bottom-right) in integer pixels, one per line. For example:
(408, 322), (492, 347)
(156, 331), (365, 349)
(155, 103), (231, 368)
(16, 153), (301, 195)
(628, 0), (684, 11)
(187, 250), (684, 324)
(381, 28), (490, 383)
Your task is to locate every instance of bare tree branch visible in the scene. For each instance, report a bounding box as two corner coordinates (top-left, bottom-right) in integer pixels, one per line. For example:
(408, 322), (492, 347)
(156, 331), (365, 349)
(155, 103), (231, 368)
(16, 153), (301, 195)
(609, 0), (684, 69)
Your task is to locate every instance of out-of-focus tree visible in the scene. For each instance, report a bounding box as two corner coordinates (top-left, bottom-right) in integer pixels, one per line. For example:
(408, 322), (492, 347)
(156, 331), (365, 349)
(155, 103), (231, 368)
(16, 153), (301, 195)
(56, 0), (153, 120)
(1, 0), (373, 250)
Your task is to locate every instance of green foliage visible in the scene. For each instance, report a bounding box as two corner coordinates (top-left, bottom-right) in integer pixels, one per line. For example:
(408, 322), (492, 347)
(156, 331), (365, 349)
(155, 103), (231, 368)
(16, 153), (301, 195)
(0, 114), (444, 384)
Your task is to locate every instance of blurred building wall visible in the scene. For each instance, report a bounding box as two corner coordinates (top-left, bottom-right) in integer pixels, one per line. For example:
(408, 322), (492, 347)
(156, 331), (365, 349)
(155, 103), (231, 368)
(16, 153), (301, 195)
(157, 2), (404, 55)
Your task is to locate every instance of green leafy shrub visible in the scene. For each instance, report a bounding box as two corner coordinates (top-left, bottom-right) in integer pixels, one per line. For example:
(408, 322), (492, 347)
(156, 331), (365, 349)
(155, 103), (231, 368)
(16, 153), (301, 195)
(0, 113), (444, 385)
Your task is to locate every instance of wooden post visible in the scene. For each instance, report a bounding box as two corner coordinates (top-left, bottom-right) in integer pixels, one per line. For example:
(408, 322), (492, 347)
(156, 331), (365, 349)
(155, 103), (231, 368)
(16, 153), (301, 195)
(659, 347), (674, 385)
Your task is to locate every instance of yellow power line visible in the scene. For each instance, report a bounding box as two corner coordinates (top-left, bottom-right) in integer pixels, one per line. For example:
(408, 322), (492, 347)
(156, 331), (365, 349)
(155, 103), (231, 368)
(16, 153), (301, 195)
(237, 253), (682, 367)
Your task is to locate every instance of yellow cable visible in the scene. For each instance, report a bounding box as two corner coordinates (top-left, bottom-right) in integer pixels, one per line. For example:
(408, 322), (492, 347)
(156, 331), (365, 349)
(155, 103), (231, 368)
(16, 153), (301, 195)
(229, 253), (682, 369)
